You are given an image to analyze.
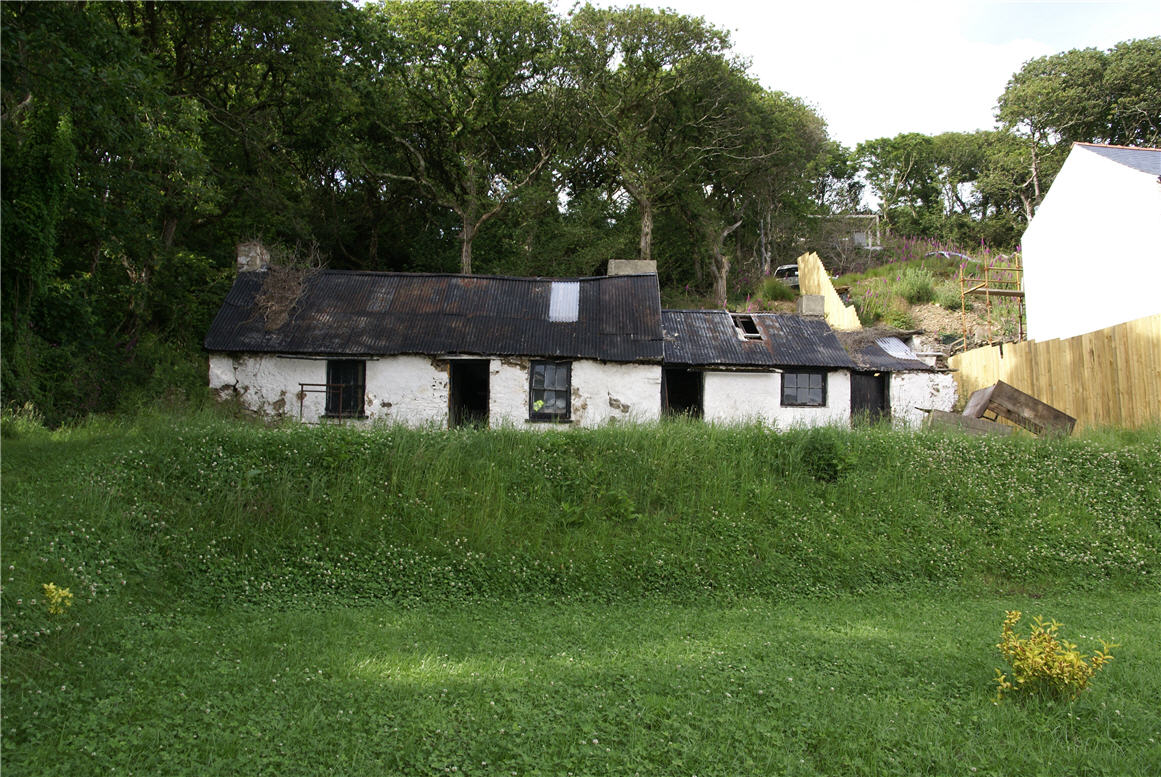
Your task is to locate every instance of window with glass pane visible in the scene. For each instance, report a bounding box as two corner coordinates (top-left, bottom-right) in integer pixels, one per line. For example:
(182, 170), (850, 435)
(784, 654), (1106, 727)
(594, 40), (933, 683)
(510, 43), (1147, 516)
(781, 370), (826, 407)
(529, 360), (571, 420)
(326, 360), (365, 417)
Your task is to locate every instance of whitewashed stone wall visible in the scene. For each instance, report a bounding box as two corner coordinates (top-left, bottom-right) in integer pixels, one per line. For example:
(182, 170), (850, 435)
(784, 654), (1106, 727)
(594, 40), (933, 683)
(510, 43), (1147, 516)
(367, 355), (450, 426)
(209, 353), (660, 428)
(702, 369), (851, 428)
(488, 358), (661, 428)
(889, 371), (957, 428)
(573, 360), (662, 426)
(209, 353), (324, 420)
(209, 353), (450, 424)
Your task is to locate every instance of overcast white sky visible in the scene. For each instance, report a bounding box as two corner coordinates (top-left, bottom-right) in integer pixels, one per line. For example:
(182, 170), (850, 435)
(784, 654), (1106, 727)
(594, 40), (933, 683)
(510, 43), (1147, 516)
(572, 0), (1161, 149)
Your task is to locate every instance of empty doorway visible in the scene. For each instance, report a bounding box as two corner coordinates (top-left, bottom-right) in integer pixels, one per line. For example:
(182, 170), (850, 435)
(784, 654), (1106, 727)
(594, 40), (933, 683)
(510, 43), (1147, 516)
(662, 368), (704, 418)
(449, 360), (490, 427)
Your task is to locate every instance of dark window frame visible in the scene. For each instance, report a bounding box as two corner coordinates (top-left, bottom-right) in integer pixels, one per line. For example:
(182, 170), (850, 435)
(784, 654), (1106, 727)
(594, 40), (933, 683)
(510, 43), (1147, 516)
(781, 369), (827, 407)
(528, 360), (571, 422)
(731, 313), (762, 339)
(325, 359), (366, 418)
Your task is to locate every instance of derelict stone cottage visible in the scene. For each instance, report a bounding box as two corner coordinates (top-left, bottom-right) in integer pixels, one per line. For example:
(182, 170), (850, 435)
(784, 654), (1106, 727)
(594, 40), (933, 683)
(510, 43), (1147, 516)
(660, 310), (855, 426)
(833, 330), (957, 427)
(205, 247), (954, 428)
(204, 250), (665, 427)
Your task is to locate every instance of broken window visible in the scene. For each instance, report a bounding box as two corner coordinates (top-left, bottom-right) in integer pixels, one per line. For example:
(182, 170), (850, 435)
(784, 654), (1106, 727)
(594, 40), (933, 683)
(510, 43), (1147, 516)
(326, 360), (365, 417)
(731, 314), (762, 339)
(781, 370), (826, 407)
(529, 360), (571, 421)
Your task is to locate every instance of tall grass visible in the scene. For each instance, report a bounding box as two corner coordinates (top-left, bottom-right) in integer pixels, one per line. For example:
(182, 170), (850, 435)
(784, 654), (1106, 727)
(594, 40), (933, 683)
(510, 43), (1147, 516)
(895, 265), (937, 304)
(3, 410), (1158, 624)
(4, 410), (1160, 776)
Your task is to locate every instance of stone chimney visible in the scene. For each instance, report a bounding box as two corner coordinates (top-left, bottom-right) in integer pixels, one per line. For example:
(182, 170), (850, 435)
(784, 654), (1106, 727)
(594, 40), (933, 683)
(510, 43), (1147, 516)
(797, 294), (825, 318)
(607, 259), (657, 276)
(236, 241), (270, 273)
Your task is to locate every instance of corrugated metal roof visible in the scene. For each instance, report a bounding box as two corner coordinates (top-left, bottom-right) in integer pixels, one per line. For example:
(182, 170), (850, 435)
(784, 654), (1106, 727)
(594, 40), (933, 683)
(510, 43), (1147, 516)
(205, 271), (663, 363)
(661, 311), (856, 369)
(833, 331), (933, 372)
(1077, 143), (1161, 176)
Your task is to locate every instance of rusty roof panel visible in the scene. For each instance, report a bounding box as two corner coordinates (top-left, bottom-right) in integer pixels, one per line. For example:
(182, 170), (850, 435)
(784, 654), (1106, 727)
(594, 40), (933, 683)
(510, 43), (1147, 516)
(758, 314), (856, 369)
(662, 311), (855, 369)
(834, 332), (933, 372)
(601, 274), (658, 336)
(205, 271), (663, 363)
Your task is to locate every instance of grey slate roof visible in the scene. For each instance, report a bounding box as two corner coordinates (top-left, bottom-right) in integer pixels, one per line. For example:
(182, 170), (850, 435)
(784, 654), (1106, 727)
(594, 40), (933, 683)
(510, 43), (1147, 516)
(204, 270), (663, 363)
(1077, 143), (1161, 176)
(834, 331), (933, 372)
(662, 311), (856, 369)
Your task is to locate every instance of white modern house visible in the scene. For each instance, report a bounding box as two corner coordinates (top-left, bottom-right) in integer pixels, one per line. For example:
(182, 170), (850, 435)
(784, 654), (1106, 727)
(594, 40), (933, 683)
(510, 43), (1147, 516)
(1022, 143), (1161, 341)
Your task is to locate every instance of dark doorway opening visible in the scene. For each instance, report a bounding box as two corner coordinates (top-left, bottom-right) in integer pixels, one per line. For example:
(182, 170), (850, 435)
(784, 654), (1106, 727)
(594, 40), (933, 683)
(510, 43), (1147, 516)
(449, 360), (489, 427)
(851, 371), (889, 425)
(663, 368), (703, 418)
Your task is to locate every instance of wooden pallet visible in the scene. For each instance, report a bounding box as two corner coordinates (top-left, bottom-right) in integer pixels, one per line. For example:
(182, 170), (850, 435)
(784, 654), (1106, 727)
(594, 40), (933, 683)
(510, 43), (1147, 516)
(962, 380), (1077, 436)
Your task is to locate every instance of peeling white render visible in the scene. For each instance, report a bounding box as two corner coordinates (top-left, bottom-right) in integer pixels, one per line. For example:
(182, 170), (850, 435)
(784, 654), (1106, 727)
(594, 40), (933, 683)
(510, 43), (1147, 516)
(210, 352), (945, 430)
(889, 371), (957, 428)
(209, 353), (450, 424)
(368, 356), (450, 426)
(702, 370), (852, 428)
(209, 353), (660, 428)
(209, 353), (321, 419)
(487, 358), (661, 428)
(573, 360), (662, 426)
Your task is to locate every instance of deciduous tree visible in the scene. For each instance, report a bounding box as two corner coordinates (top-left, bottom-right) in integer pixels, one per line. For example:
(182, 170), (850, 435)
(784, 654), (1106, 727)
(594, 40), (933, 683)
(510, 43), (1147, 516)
(357, 0), (561, 274)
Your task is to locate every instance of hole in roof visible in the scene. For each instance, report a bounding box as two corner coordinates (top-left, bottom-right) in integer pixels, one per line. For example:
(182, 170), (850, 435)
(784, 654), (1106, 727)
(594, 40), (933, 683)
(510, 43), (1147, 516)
(732, 313), (762, 339)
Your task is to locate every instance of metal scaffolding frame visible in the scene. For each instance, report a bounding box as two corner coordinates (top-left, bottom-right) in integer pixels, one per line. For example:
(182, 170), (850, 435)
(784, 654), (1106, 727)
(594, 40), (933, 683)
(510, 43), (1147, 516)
(958, 256), (1026, 350)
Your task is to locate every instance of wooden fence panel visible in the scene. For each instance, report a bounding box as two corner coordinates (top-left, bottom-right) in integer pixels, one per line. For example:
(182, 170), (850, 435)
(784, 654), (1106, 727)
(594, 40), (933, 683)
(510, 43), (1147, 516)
(1099, 326), (1118, 426)
(797, 252), (862, 331)
(1068, 336), (1088, 425)
(1113, 323), (1133, 426)
(949, 313), (1161, 430)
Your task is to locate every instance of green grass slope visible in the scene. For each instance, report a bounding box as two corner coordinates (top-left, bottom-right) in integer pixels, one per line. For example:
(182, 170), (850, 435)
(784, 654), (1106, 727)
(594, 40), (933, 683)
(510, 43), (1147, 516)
(3, 411), (1159, 775)
(3, 411), (1159, 616)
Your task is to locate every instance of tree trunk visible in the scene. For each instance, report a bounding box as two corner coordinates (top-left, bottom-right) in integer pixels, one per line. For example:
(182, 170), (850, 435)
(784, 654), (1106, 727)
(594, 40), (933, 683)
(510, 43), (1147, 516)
(162, 216), (178, 248)
(460, 214), (476, 274)
(1029, 140), (1042, 204)
(708, 218), (743, 309)
(638, 197), (653, 263)
(758, 211), (772, 275)
(709, 246), (729, 310)
(1020, 193), (1035, 223)
(367, 225), (379, 268)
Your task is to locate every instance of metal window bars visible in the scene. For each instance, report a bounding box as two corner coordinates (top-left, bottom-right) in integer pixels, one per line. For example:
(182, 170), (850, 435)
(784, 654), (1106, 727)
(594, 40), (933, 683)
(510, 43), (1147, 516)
(298, 382), (362, 422)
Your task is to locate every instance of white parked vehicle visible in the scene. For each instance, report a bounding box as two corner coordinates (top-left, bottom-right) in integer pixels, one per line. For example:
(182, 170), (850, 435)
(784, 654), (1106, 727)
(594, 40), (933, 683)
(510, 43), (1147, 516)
(773, 264), (799, 288)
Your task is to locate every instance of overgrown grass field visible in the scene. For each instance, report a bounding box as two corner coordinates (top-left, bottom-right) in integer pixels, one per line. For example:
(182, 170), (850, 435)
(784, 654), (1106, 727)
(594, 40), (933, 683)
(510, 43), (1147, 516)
(3, 410), (1159, 775)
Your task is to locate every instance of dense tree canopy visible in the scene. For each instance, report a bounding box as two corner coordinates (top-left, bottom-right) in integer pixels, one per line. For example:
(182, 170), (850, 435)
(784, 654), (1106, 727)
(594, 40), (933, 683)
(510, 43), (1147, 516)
(2, 0), (1157, 423)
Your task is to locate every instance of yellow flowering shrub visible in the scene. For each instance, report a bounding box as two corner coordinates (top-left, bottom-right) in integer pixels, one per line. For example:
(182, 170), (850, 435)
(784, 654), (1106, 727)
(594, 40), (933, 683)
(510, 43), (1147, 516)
(42, 582), (73, 615)
(995, 610), (1116, 701)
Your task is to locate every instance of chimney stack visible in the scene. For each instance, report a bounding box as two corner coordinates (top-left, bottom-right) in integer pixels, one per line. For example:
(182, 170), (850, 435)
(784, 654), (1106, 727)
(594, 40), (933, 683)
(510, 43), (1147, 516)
(797, 295), (825, 317)
(607, 259), (657, 276)
(236, 241), (270, 273)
